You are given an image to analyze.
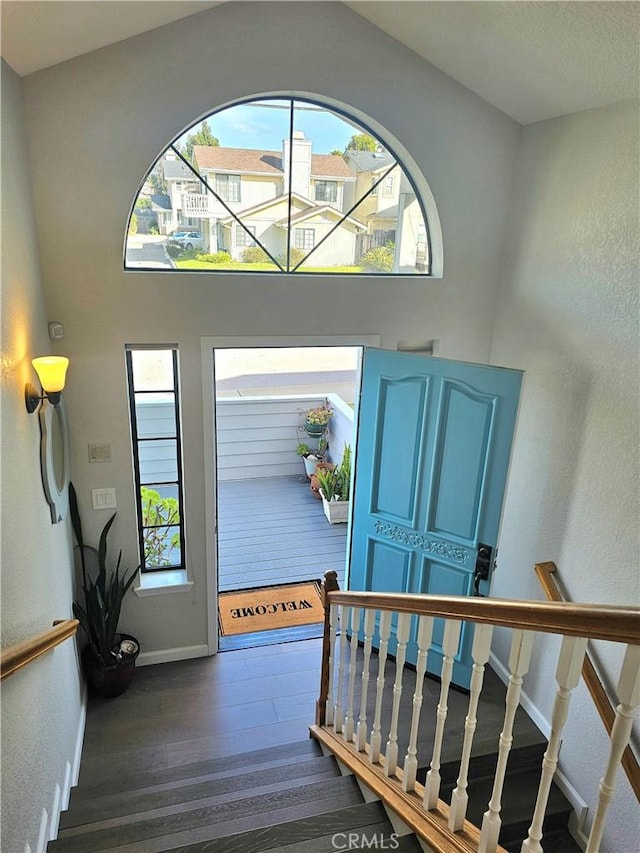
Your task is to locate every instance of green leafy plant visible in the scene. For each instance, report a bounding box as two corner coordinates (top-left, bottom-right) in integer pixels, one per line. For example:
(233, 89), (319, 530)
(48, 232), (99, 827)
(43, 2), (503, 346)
(196, 251), (233, 265)
(305, 402), (334, 426)
(140, 487), (180, 567)
(361, 245), (394, 273)
(128, 213), (138, 236)
(241, 245), (270, 263)
(296, 442), (312, 457)
(70, 483), (138, 667)
(277, 247), (306, 268)
(317, 444), (352, 502)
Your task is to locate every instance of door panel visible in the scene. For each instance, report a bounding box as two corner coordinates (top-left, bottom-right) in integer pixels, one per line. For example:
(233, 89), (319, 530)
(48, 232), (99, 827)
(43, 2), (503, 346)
(350, 348), (523, 688)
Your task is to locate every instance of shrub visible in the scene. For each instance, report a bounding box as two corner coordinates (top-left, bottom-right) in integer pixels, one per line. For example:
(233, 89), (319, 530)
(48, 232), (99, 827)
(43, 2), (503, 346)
(149, 225), (159, 235)
(241, 246), (270, 263)
(166, 243), (183, 258)
(196, 251), (233, 265)
(128, 213), (138, 236)
(361, 245), (394, 273)
(278, 247), (306, 269)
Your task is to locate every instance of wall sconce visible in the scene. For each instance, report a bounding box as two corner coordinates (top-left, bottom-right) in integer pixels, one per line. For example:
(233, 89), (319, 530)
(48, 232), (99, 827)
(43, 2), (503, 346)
(25, 356), (69, 413)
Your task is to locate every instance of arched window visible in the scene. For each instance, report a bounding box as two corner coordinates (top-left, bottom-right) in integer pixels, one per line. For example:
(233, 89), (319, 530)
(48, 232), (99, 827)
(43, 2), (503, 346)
(125, 97), (432, 275)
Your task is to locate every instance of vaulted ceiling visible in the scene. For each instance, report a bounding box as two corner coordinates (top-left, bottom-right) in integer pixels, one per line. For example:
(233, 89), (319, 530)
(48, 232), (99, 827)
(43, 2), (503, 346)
(1, 1), (638, 124)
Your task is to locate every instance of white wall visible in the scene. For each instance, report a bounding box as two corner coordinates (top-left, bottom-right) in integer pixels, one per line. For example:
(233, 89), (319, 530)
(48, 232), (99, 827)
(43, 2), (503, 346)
(1, 60), (84, 853)
(489, 100), (640, 851)
(19, 1), (520, 659)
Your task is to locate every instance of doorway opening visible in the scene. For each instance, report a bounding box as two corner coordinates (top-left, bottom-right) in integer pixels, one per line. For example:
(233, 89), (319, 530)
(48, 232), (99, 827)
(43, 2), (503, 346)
(212, 345), (361, 651)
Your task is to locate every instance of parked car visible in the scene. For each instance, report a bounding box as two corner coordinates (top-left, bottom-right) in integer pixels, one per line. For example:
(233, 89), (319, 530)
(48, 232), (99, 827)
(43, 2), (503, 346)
(169, 231), (203, 251)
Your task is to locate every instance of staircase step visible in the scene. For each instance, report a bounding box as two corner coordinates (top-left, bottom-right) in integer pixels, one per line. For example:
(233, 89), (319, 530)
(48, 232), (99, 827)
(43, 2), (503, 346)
(61, 753), (340, 830)
(49, 774), (363, 852)
(438, 766), (572, 849)
(160, 800), (421, 853)
(418, 742), (547, 788)
(73, 737), (324, 802)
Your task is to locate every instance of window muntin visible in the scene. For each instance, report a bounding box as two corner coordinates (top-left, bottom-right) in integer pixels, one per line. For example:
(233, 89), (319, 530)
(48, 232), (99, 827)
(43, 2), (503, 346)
(125, 97), (430, 275)
(126, 348), (185, 572)
(235, 224), (256, 247)
(294, 228), (315, 250)
(315, 180), (338, 203)
(215, 174), (241, 203)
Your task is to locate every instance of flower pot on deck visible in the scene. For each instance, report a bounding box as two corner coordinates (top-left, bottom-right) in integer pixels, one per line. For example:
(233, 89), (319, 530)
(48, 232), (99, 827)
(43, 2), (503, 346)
(320, 490), (349, 524)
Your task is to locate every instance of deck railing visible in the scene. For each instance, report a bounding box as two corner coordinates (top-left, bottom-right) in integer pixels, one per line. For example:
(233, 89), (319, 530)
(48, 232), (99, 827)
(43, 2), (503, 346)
(1, 619), (78, 681)
(311, 571), (640, 853)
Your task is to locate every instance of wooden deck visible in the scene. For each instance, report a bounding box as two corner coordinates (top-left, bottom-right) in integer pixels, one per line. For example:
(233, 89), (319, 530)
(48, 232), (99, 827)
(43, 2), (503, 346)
(217, 475), (348, 593)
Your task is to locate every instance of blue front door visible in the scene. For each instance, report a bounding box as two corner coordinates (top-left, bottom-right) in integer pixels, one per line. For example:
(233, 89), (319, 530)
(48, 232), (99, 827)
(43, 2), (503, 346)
(349, 349), (523, 688)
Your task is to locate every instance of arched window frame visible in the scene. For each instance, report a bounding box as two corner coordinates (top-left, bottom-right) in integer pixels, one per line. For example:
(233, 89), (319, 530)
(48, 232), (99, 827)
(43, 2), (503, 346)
(125, 94), (443, 277)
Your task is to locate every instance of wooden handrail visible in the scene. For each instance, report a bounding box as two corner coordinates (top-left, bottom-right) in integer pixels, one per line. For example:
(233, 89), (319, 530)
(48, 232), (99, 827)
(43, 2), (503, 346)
(535, 561), (640, 802)
(328, 589), (640, 644)
(1, 619), (78, 682)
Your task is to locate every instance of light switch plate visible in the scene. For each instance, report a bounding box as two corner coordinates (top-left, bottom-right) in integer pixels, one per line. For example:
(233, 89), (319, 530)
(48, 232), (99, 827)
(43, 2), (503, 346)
(92, 488), (117, 510)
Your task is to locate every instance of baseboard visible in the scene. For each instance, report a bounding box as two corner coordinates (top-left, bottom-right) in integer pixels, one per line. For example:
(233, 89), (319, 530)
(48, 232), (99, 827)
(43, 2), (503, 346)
(488, 651), (589, 833)
(137, 643), (210, 667)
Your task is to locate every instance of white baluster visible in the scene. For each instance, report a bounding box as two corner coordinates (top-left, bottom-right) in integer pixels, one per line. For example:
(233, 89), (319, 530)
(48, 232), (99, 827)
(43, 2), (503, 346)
(356, 608), (377, 751)
(325, 602), (338, 727)
(402, 614), (434, 791)
(370, 609), (392, 763)
(449, 623), (494, 831)
(479, 630), (534, 853)
(334, 605), (350, 735)
(586, 644), (640, 853)
(344, 607), (361, 742)
(521, 635), (588, 853)
(384, 612), (412, 776)
(424, 619), (462, 809)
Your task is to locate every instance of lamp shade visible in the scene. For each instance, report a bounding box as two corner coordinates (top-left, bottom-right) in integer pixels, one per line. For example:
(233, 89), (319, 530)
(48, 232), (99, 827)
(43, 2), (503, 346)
(32, 356), (69, 393)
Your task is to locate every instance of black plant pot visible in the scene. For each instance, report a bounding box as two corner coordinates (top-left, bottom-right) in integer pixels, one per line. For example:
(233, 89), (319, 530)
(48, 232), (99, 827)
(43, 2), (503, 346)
(82, 633), (140, 698)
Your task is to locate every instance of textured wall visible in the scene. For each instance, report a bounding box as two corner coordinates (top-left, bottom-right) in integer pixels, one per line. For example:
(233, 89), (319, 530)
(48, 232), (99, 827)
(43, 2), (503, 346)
(20, 1), (520, 658)
(1, 60), (84, 853)
(490, 100), (640, 851)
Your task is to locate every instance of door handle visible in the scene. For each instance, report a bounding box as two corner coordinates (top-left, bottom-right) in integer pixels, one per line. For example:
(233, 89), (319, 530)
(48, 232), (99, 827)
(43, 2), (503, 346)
(473, 543), (493, 596)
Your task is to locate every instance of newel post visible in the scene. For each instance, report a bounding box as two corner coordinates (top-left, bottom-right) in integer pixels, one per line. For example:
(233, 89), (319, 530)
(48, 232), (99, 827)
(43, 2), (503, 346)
(316, 570), (340, 726)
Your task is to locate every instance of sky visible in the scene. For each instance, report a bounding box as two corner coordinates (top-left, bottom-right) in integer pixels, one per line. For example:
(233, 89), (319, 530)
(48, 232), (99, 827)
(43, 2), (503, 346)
(174, 98), (383, 155)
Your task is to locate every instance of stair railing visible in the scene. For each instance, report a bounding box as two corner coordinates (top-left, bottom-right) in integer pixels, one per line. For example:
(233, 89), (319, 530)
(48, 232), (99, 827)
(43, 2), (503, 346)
(311, 571), (639, 853)
(1, 619), (78, 681)
(535, 561), (640, 802)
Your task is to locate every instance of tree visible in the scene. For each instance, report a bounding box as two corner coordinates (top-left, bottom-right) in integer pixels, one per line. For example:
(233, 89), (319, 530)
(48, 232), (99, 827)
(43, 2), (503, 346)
(346, 133), (377, 152)
(330, 149), (343, 157)
(182, 120), (219, 161)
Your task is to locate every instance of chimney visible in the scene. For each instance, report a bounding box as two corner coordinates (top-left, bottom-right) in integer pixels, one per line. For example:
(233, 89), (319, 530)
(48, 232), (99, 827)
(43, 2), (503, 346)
(282, 131), (312, 199)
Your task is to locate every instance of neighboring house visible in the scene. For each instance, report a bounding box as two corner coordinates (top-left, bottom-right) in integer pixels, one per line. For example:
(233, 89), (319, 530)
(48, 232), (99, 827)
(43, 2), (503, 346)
(344, 149), (429, 271)
(162, 159), (202, 233)
(162, 131), (366, 264)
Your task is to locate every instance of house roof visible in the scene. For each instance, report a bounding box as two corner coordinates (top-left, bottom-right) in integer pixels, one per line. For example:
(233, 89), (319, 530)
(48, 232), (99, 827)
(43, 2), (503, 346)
(275, 205), (367, 231)
(192, 146), (354, 179)
(151, 194), (172, 211)
(344, 150), (395, 173)
(163, 159), (196, 180)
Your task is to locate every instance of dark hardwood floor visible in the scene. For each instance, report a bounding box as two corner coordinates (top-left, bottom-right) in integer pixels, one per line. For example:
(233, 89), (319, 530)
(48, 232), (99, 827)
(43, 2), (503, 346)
(78, 638), (544, 787)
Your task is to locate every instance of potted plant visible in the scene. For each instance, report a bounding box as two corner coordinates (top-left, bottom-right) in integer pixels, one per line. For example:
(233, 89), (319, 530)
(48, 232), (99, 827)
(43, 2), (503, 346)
(316, 444), (352, 523)
(69, 483), (140, 698)
(303, 402), (333, 437)
(296, 438), (328, 479)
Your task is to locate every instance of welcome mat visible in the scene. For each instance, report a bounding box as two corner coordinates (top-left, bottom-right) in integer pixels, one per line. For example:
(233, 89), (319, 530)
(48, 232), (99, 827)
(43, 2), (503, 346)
(218, 581), (324, 637)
